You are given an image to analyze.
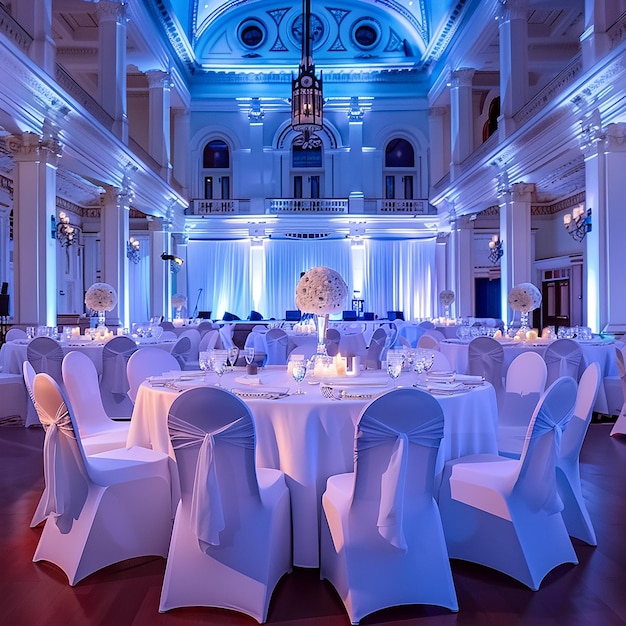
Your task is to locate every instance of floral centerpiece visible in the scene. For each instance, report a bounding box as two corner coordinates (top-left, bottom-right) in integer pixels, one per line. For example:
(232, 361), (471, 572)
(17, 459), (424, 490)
(172, 293), (187, 319)
(439, 289), (455, 320)
(295, 266), (348, 354)
(85, 282), (117, 329)
(507, 282), (542, 332)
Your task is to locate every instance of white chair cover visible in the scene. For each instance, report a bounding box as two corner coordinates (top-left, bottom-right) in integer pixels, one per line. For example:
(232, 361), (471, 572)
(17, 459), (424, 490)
(264, 328), (289, 365)
(543, 338), (582, 387)
(100, 336), (137, 417)
(430, 351), (452, 372)
(62, 351), (129, 455)
(159, 387), (292, 621)
(468, 336), (505, 405)
(417, 334), (441, 350)
(32, 373), (172, 586)
(6, 328), (27, 341)
(178, 328), (201, 370)
(556, 362), (601, 545)
(126, 347), (181, 403)
(365, 327), (387, 370)
(497, 351), (547, 457)
(22, 360), (41, 428)
(170, 336), (192, 369)
(438, 377), (578, 590)
(610, 346), (626, 437)
(198, 329), (219, 352)
(324, 328), (341, 357)
(320, 388), (457, 624)
(196, 321), (215, 336)
(27, 337), (65, 388)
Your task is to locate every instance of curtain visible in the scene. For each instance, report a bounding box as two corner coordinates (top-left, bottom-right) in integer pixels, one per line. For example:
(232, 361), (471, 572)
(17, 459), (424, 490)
(128, 236), (151, 324)
(362, 238), (437, 320)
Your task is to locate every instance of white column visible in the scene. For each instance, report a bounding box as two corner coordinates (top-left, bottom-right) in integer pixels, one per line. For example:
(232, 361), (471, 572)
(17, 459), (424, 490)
(499, 180), (534, 323)
(450, 68), (475, 178)
(348, 97), (365, 194)
(149, 219), (171, 320)
(97, 0), (128, 142)
(172, 108), (190, 196)
(450, 216), (474, 318)
(498, 0), (528, 138)
(146, 70), (172, 179)
(100, 184), (131, 328)
(428, 107), (447, 189)
(583, 121), (626, 334)
(7, 132), (61, 326)
(15, 0), (56, 75)
(580, 0), (611, 71)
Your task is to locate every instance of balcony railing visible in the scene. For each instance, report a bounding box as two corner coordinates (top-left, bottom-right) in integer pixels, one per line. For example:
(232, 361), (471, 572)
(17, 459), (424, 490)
(186, 197), (435, 216)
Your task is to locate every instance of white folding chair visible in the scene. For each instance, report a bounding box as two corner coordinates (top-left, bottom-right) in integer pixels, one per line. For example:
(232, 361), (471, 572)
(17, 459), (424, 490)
(62, 351), (130, 455)
(556, 362), (601, 545)
(320, 388), (458, 624)
(31, 373), (172, 586)
(497, 351), (547, 457)
(543, 338), (582, 387)
(438, 377), (578, 590)
(99, 336), (137, 418)
(159, 387), (292, 621)
(126, 347), (181, 403)
(610, 346), (626, 437)
(265, 328), (289, 365)
(468, 336), (505, 406)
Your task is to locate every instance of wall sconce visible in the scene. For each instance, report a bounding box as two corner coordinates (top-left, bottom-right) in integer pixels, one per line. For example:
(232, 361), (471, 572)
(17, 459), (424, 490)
(56, 211), (81, 248)
(161, 252), (184, 274)
(488, 234), (503, 264)
(563, 207), (592, 241)
(126, 236), (140, 264)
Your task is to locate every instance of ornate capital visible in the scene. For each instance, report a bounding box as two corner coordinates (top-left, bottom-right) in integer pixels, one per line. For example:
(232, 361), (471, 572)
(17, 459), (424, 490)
(96, 0), (128, 24)
(347, 97), (365, 123)
(605, 122), (626, 152)
(101, 182), (133, 209)
(498, 0), (527, 22)
(511, 182), (535, 203)
(451, 68), (475, 88)
(247, 97), (265, 123)
(146, 70), (172, 90)
(580, 108), (605, 155)
(6, 132), (62, 165)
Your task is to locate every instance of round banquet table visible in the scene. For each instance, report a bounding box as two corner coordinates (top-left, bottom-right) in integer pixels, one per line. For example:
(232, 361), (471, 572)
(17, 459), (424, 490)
(127, 366), (498, 568)
(439, 337), (618, 413)
(0, 337), (176, 376)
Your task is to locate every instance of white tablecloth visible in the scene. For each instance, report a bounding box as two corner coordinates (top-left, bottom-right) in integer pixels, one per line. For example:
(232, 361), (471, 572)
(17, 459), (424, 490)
(0, 338), (175, 376)
(127, 367), (498, 567)
(439, 338), (618, 413)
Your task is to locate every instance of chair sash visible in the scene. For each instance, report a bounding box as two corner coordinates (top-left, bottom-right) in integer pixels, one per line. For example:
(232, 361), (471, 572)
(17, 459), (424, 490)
(170, 336), (191, 368)
(169, 414), (255, 551)
(366, 332), (387, 369)
(27, 341), (64, 379)
(468, 344), (504, 389)
(102, 345), (136, 395)
(544, 350), (580, 379)
(39, 401), (84, 526)
(265, 331), (288, 364)
(518, 399), (573, 515)
(357, 412), (443, 552)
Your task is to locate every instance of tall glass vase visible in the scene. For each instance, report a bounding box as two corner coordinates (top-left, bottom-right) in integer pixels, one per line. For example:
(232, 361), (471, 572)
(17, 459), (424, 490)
(97, 310), (106, 330)
(520, 310), (530, 332)
(316, 314), (329, 356)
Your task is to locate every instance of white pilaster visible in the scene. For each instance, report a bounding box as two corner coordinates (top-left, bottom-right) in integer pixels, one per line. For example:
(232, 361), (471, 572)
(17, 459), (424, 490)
(499, 181), (534, 322)
(100, 184), (131, 327)
(498, 0), (528, 138)
(7, 132), (61, 326)
(146, 70), (172, 178)
(97, 0), (129, 142)
(428, 107), (447, 189)
(149, 219), (170, 320)
(450, 217), (473, 318)
(172, 109), (190, 196)
(450, 68), (475, 177)
(348, 97), (365, 193)
(580, 0), (611, 71)
(15, 0), (56, 75)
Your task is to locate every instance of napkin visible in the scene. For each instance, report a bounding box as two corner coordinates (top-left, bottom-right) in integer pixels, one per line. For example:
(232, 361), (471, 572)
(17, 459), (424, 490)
(416, 381), (466, 392)
(340, 386), (389, 400)
(319, 375), (390, 386)
(234, 375), (264, 386)
(231, 387), (290, 399)
(453, 374), (484, 384)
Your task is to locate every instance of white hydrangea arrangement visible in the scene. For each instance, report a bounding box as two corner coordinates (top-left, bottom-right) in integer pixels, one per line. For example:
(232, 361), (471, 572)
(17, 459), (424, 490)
(507, 282), (542, 312)
(84, 282), (117, 312)
(295, 266), (348, 315)
(439, 290), (455, 306)
(171, 293), (187, 309)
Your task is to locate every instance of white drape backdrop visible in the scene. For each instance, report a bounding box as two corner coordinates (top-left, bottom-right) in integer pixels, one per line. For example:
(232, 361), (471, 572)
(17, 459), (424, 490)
(185, 237), (437, 320)
(128, 235), (151, 324)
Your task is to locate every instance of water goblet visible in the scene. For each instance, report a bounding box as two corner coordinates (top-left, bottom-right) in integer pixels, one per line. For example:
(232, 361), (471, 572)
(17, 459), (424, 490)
(387, 355), (403, 386)
(228, 346), (240, 371)
(291, 359), (307, 395)
(421, 352), (435, 375)
(199, 351), (211, 383)
(210, 351), (228, 387)
(244, 347), (255, 366)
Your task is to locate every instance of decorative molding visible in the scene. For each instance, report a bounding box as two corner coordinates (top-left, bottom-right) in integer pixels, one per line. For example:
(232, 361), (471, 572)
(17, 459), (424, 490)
(606, 122), (626, 151)
(0, 4), (33, 53)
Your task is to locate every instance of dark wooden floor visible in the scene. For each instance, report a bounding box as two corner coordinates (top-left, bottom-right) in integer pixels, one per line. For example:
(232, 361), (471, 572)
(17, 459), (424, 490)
(1, 421), (625, 626)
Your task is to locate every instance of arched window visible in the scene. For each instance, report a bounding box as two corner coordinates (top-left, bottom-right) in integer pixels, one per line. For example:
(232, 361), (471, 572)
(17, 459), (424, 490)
(482, 97), (500, 142)
(385, 139), (414, 168)
(384, 138), (418, 200)
(203, 140), (230, 169)
(201, 139), (231, 200)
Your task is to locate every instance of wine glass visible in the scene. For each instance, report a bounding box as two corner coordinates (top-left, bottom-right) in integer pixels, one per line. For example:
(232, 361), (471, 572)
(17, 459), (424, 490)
(244, 347), (255, 366)
(228, 346), (240, 371)
(291, 359), (307, 395)
(199, 351), (211, 383)
(387, 354), (403, 386)
(210, 351), (228, 387)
